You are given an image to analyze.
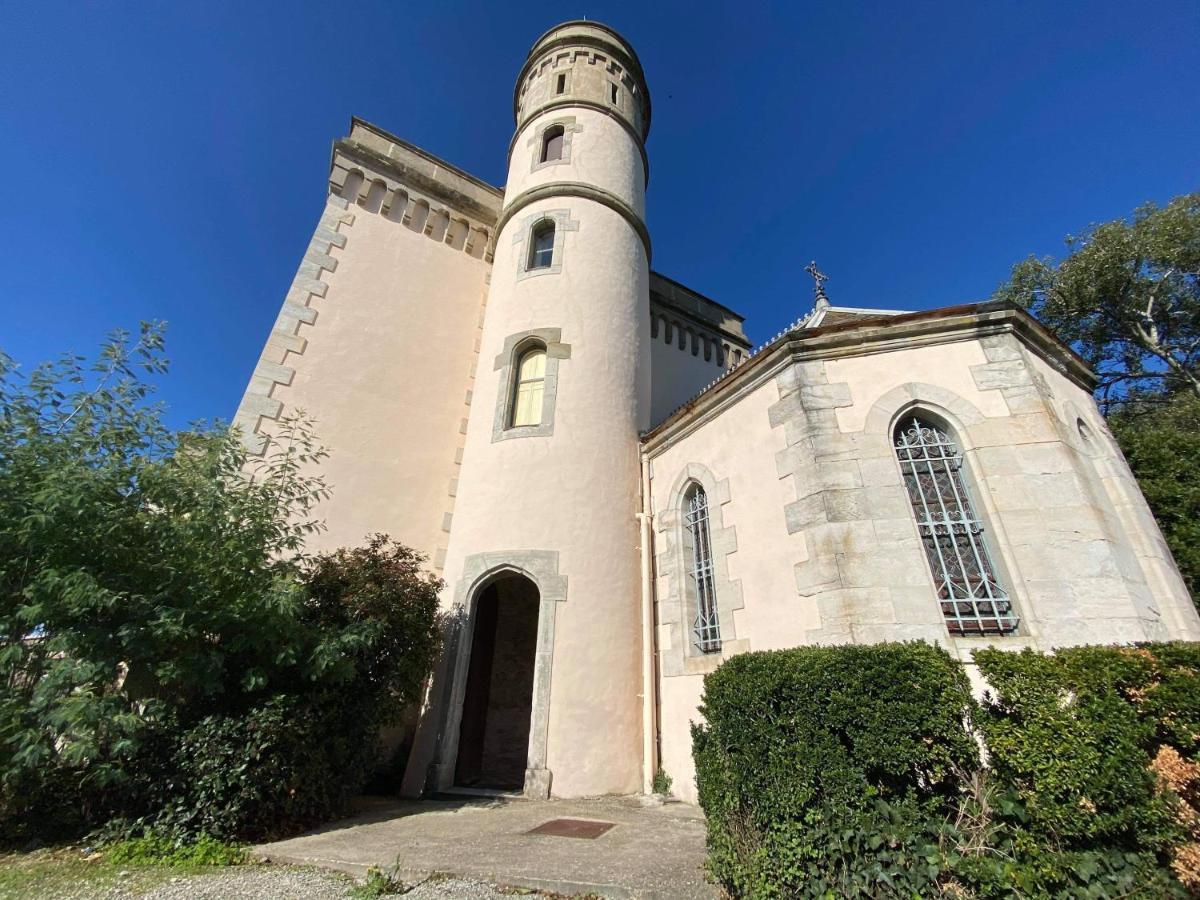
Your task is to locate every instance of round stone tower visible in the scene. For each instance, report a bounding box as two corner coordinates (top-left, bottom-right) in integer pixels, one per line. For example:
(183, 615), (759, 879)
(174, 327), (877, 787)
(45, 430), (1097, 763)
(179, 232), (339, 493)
(408, 22), (652, 799)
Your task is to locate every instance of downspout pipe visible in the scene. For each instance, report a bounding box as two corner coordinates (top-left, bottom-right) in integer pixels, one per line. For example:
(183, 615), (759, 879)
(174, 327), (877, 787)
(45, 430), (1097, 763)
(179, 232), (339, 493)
(638, 451), (659, 794)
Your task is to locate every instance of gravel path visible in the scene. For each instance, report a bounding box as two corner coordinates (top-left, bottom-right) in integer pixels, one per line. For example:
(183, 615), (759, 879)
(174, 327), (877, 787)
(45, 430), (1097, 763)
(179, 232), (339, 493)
(136, 867), (536, 899)
(138, 866), (353, 899)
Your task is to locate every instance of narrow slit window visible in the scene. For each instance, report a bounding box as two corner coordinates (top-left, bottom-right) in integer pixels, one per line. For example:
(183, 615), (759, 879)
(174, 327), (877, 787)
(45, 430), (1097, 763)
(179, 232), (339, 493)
(556, 73), (567, 94)
(528, 221), (555, 270)
(609, 82), (619, 104)
(540, 126), (565, 163)
(894, 415), (1018, 636)
(510, 347), (547, 427)
(684, 485), (721, 653)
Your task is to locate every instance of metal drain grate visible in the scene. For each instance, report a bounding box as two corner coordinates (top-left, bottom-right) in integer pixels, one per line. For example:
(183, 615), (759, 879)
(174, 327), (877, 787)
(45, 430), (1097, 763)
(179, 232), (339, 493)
(526, 818), (616, 839)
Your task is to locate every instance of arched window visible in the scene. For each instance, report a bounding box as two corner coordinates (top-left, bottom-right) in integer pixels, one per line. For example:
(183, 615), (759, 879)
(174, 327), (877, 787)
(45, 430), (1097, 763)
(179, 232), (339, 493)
(684, 484), (721, 653)
(528, 221), (555, 270)
(541, 126), (565, 163)
(510, 346), (547, 427)
(894, 415), (1018, 636)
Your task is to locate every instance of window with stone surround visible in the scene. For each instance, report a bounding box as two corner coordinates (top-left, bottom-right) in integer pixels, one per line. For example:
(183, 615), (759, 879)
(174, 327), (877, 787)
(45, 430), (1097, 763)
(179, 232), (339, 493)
(541, 126), (565, 163)
(510, 346), (547, 427)
(894, 414), (1018, 636)
(527, 221), (555, 270)
(683, 483), (721, 653)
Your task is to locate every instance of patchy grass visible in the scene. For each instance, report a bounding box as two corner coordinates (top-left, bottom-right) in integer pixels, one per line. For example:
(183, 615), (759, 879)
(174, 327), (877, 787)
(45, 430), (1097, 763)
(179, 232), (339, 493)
(0, 847), (232, 900)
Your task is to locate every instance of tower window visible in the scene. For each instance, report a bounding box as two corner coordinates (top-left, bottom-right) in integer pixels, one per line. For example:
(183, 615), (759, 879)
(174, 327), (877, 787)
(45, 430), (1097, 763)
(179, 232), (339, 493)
(510, 346), (547, 427)
(528, 221), (555, 270)
(556, 73), (567, 94)
(894, 415), (1018, 636)
(609, 82), (619, 105)
(684, 484), (721, 653)
(540, 126), (565, 163)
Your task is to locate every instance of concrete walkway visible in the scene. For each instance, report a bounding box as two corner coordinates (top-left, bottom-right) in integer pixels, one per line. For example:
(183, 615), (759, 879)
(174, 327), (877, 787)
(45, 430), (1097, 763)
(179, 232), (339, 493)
(255, 795), (717, 899)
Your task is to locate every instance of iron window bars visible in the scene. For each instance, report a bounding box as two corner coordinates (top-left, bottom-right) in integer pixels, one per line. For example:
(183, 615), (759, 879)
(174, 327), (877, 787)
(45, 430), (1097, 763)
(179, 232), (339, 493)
(685, 486), (722, 652)
(894, 416), (1018, 636)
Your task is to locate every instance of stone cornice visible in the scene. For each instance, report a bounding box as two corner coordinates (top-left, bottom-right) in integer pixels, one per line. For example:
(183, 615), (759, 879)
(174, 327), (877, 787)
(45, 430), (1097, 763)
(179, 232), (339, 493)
(641, 301), (1096, 453)
(495, 182), (652, 261)
(332, 127), (503, 226)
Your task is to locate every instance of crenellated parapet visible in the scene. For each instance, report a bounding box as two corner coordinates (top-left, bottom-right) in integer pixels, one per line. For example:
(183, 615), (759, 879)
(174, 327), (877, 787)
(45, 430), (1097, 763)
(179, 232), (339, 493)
(330, 118), (503, 262)
(649, 272), (751, 369)
(511, 22), (651, 184)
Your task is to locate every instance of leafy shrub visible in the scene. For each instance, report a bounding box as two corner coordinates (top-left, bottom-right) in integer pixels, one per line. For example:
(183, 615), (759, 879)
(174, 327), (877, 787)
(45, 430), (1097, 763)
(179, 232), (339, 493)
(976, 643), (1200, 894)
(692, 642), (979, 897)
(104, 833), (246, 867)
(652, 768), (673, 796)
(693, 641), (1200, 897)
(120, 539), (443, 842)
(0, 328), (443, 843)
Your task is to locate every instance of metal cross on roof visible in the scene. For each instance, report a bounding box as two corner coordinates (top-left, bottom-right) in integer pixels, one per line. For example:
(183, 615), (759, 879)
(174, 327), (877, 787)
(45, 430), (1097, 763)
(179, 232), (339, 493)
(804, 261), (829, 306)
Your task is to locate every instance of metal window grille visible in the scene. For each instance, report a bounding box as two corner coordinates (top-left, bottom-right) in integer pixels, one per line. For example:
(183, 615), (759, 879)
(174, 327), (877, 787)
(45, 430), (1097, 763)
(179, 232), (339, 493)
(685, 487), (721, 653)
(894, 416), (1018, 636)
(529, 223), (555, 269)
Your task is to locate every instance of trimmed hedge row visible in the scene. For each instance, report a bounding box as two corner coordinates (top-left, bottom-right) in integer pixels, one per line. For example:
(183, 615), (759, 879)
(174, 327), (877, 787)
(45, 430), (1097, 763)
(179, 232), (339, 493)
(693, 641), (1200, 898)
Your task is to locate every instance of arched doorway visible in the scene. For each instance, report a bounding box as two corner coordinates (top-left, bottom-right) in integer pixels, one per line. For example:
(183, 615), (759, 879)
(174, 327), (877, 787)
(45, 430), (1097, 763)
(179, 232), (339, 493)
(454, 574), (540, 790)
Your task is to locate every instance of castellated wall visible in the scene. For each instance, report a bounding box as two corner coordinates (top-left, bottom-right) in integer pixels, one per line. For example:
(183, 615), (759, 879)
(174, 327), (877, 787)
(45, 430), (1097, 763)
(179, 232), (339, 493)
(232, 120), (500, 566)
(644, 305), (1200, 803)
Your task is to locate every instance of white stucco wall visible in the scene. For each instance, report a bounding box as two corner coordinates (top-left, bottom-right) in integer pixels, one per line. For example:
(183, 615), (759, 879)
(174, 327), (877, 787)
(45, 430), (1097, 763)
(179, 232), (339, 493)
(244, 191), (489, 561)
(647, 376), (803, 801)
(405, 23), (653, 800)
(648, 326), (728, 426)
(507, 107), (645, 217)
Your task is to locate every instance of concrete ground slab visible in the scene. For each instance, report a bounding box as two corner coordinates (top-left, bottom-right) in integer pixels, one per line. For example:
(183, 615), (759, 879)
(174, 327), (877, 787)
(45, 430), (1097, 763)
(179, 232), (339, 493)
(254, 795), (717, 899)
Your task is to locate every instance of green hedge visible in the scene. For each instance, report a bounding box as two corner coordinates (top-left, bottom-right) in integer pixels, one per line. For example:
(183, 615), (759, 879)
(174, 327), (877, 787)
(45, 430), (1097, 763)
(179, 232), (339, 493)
(975, 643), (1200, 894)
(692, 642), (979, 897)
(693, 641), (1200, 898)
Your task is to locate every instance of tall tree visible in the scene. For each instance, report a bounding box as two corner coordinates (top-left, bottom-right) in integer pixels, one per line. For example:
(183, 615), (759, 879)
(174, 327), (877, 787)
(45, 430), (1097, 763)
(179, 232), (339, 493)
(993, 192), (1200, 410)
(993, 193), (1200, 602)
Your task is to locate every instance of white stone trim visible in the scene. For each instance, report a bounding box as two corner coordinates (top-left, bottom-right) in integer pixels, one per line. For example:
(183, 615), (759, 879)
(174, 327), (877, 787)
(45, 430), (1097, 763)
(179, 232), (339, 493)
(232, 194), (354, 454)
(491, 328), (571, 441)
(512, 208), (579, 279)
(654, 463), (745, 676)
(527, 116), (583, 173)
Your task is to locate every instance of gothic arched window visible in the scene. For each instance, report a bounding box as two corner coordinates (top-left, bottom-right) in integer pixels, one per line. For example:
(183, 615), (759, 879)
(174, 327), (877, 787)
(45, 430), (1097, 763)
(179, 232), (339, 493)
(510, 346), (547, 427)
(528, 221), (555, 270)
(684, 484), (721, 653)
(894, 415), (1018, 636)
(541, 126), (565, 163)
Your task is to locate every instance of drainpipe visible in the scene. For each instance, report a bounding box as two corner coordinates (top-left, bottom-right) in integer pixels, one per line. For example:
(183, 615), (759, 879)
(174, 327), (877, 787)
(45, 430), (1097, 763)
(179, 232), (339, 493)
(637, 451), (659, 794)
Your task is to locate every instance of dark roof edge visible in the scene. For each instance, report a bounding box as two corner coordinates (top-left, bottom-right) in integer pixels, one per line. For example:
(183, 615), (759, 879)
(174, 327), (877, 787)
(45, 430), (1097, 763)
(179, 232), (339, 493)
(641, 300), (1095, 449)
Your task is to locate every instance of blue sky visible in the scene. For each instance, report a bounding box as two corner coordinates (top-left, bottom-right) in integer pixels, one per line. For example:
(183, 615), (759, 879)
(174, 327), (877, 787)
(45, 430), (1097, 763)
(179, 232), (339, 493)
(2, 1), (1197, 429)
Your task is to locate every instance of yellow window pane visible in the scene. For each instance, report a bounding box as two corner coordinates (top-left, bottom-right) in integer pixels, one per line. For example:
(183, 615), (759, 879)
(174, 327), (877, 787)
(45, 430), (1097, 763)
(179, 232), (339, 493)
(513, 382), (543, 426)
(519, 349), (546, 380)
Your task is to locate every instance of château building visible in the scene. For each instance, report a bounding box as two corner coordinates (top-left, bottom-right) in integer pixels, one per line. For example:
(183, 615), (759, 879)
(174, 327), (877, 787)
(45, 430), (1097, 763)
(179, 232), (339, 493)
(235, 21), (1200, 804)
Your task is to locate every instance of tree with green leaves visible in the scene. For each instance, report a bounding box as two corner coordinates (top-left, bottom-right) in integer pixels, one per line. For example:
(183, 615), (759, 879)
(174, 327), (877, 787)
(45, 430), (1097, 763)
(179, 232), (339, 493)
(993, 192), (1200, 409)
(0, 324), (443, 839)
(993, 192), (1200, 603)
(1107, 397), (1200, 598)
